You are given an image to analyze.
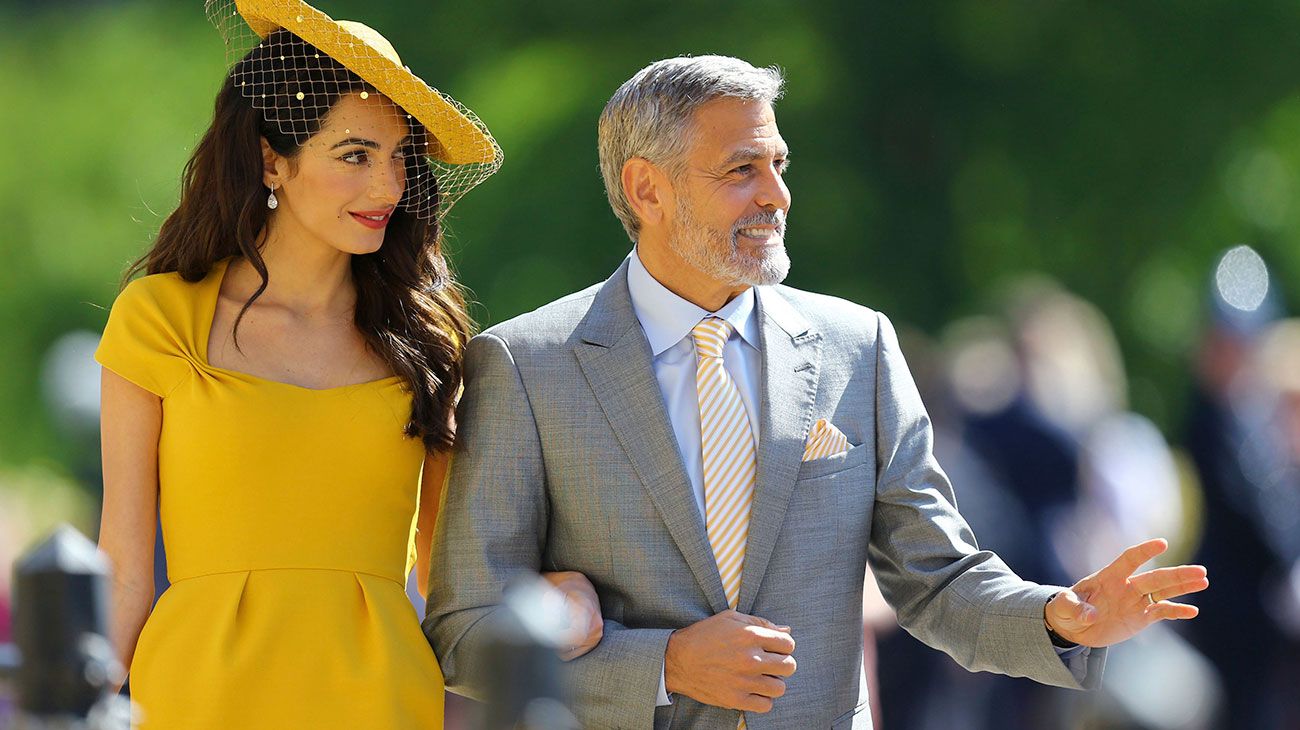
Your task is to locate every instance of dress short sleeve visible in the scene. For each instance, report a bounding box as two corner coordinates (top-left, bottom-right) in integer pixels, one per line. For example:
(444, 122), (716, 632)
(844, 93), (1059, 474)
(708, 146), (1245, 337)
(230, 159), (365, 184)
(95, 276), (194, 397)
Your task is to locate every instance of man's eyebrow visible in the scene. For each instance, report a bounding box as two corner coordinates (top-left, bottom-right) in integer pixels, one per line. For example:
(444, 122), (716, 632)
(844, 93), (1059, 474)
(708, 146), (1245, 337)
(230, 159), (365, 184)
(719, 145), (791, 167)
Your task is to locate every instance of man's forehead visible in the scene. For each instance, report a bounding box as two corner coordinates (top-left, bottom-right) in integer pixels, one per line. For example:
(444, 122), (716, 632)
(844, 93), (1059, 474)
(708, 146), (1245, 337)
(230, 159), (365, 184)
(689, 98), (787, 160)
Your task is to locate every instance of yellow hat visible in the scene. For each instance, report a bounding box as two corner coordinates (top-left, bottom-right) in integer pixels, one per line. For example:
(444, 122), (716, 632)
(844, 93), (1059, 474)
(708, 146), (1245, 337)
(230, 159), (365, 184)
(228, 0), (497, 166)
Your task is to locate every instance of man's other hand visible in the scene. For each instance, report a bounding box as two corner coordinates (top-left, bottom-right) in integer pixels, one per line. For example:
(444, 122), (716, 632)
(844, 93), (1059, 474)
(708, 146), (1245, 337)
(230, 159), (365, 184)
(664, 609), (797, 713)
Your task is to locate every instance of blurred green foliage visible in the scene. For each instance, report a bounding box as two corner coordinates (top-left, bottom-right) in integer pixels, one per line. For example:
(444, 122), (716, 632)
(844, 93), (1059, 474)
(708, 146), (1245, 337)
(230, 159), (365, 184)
(2, 0), (1298, 475)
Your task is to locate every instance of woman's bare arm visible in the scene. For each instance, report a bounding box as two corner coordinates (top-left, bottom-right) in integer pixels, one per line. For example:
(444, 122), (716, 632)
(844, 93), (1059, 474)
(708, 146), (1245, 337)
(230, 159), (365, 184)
(415, 449), (450, 598)
(97, 368), (162, 685)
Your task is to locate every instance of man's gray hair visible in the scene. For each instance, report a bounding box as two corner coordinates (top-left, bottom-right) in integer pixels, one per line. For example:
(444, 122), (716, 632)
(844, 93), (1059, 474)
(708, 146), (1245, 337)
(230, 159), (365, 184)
(598, 55), (785, 242)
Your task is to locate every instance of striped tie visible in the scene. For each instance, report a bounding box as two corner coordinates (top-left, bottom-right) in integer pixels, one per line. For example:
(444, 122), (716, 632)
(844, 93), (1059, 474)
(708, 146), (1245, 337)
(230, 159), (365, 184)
(691, 317), (756, 611)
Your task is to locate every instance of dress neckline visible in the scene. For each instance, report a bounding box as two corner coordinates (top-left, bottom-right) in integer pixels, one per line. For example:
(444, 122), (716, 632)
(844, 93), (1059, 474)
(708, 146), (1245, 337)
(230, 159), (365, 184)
(196, 257), (403, 393)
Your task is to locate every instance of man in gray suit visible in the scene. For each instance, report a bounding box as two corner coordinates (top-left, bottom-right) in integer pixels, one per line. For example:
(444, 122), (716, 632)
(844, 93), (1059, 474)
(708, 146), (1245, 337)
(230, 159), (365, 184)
(424, 56), (1210, 729)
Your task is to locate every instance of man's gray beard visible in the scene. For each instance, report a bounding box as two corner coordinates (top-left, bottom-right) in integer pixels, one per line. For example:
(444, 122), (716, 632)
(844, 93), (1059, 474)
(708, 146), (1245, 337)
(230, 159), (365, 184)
(667, 196), (790, 289)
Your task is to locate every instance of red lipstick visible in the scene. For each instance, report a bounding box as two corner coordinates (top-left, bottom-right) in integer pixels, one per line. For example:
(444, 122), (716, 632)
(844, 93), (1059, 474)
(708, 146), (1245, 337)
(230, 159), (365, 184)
(349, 208), (394, 229)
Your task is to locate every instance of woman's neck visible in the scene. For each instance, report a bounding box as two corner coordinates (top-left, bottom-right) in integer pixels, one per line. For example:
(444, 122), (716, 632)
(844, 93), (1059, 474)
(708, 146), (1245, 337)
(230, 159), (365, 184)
(233, 223), (356, 317)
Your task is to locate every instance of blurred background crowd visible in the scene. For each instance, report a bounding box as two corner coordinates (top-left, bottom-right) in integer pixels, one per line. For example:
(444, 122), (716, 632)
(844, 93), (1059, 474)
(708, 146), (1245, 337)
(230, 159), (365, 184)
(2, 1), (1299, 728)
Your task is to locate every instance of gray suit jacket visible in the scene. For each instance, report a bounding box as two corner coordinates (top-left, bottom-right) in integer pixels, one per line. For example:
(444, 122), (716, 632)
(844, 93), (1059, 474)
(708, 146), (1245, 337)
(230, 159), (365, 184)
(424, 259), (1105, 729)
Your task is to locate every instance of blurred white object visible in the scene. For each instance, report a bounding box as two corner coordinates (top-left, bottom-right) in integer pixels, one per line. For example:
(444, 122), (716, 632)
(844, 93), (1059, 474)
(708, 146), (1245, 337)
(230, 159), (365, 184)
(40, 330), (102, 432)
(1274, 559), (1300, 639)
(1214, 245), (1270, 313)
(1059, 413), (1185, 576)
(1099, 624), (1224, 730)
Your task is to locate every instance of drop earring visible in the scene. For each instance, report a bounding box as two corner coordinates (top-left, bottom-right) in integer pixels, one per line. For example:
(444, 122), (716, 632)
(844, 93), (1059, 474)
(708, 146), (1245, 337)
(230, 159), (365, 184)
(267, 182), (279, 210)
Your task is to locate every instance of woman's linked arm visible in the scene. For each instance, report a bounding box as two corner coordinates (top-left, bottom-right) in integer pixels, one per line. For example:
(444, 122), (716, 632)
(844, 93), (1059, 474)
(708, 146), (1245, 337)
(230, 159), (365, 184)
(542, 570), (604, 660)
(416, 449), (603, 659)
(97, 368), (163, 686)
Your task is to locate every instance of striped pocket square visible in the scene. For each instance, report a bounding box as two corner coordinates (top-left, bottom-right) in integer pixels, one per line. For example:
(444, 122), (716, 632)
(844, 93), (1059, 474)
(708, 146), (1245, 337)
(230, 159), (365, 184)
(802, 418), (851, 461)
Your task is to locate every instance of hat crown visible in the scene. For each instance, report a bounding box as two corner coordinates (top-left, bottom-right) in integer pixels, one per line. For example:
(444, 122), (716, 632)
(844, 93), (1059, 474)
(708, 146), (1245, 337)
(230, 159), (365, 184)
(336, 20), (402, 68)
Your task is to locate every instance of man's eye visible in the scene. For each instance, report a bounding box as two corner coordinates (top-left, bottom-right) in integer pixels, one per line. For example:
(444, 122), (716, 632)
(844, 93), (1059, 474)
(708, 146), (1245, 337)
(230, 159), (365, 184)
(733, 164), (753, 175)
(776, 159), (790, 173)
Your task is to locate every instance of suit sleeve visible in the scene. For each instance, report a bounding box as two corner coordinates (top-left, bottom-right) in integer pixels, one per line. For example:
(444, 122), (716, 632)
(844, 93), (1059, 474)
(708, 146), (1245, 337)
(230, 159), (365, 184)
(422, 332), (672, 725)
(423, 331), (547, 696)
(866, 311), (1105, 690)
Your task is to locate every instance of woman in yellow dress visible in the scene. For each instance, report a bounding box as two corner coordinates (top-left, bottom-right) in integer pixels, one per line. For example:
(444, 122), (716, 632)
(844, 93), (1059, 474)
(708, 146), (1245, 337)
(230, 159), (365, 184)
(94, 1), (601, 727)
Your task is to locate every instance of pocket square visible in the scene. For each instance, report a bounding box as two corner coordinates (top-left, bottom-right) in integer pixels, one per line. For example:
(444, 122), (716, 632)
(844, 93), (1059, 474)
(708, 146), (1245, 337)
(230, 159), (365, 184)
(803, 418), (850, 461)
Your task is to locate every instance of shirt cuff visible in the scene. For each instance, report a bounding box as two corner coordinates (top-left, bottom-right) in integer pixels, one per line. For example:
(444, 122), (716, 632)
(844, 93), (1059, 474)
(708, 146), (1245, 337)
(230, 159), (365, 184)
(657, 658), (672, 706)
(1055, 643), (1091, 669)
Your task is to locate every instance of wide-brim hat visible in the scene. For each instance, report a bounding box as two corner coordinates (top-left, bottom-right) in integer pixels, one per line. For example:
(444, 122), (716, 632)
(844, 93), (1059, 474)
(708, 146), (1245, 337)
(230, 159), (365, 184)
(205, 0), (501, 220)
(230, 0), (495, 166)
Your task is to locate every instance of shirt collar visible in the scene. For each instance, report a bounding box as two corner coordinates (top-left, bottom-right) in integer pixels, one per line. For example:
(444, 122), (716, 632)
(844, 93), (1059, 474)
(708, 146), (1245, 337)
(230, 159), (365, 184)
(625, 248), (759, 357)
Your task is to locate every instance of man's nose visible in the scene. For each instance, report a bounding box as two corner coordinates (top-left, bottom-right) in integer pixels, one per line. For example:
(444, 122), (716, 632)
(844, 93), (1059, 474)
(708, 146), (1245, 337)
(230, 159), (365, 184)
(755, 163), (791, 212)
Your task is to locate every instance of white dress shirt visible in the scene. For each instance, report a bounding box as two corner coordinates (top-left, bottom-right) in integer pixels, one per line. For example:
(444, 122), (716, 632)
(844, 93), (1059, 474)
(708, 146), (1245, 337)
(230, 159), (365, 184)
(626, 249), (762, 519)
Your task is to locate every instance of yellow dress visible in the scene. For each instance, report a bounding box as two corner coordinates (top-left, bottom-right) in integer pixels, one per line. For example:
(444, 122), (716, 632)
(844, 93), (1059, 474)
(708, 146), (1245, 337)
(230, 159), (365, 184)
(95, 258), (444, 729)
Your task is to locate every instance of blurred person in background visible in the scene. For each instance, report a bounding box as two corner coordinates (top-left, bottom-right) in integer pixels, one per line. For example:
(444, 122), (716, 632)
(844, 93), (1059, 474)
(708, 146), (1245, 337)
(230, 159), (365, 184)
(1183, 248), (1300, 730)
(1031, 282), (1221, 730)
(93, 1), (599, 728)
(877, 280), (1221, 730)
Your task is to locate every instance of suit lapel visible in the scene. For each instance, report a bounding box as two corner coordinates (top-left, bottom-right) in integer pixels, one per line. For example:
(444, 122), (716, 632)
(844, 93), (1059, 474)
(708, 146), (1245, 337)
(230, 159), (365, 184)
(737, 287), (822, 614)
(573, 260), (730, 614)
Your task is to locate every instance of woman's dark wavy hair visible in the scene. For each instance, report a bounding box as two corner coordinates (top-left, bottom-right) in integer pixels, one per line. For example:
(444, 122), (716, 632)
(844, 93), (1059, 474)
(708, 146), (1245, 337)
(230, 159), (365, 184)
(127, 29), (470, 452)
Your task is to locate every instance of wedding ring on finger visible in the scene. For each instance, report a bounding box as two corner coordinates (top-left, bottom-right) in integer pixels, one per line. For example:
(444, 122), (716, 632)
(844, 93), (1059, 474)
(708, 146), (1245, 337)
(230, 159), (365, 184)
(1145, 593), (1156, 606)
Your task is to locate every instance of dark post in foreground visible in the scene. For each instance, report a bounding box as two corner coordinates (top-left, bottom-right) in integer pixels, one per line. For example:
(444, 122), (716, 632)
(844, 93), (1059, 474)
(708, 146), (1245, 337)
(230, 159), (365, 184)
(478, 577), (580, 730)
(3, 524), (127, 729)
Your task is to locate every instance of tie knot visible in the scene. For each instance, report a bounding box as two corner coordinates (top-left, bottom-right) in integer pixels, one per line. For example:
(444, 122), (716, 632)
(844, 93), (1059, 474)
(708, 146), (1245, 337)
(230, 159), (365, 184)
(691, 317), (733, 360)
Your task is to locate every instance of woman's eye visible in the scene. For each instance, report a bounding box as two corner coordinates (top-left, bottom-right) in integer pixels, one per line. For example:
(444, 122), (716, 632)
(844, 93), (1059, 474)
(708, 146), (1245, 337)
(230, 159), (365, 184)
(341, 150), (368, 164)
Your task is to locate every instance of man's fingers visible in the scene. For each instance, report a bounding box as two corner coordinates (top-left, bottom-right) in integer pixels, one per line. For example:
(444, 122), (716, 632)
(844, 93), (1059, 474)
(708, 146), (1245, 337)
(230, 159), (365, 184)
(746, 674), (787, 699)
(738, 694), (775, 714)
(1129, 566), (1209, 602)
(759, 651), (797, 677)
(1145, 601), (1200, 622)
(1101, 538), (1169, 580)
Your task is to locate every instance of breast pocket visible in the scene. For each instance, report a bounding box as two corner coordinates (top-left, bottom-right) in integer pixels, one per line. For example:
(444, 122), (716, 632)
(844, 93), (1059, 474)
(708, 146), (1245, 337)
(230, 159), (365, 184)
(793, 442), (876, 580)
(796, 441), (869, 482)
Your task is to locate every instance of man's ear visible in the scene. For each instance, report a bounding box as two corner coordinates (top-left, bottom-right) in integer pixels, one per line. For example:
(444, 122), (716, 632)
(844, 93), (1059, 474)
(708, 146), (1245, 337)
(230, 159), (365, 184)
(622, 157), (673, 231)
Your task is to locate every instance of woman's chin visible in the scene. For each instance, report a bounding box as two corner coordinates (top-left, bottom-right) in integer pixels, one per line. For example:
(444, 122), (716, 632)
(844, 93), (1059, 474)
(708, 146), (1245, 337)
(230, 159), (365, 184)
(335, 239), (385, 256)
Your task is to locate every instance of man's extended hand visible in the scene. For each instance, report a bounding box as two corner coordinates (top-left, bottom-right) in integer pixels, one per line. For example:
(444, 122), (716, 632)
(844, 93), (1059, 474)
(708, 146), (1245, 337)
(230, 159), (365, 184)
(1046, 538), (1209, 647)
(665, 610), (797, 713)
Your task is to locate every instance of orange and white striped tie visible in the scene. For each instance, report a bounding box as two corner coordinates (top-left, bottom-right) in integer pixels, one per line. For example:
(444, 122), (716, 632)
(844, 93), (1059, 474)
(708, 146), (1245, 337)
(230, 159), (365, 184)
(692, 317), (757, 728)
(691, 317), (756, 610)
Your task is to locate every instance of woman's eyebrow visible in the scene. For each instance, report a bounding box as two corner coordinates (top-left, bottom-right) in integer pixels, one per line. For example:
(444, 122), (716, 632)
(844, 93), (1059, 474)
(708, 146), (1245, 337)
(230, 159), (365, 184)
(330, 134), (415, 151)
(330, 137), (380, 150)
